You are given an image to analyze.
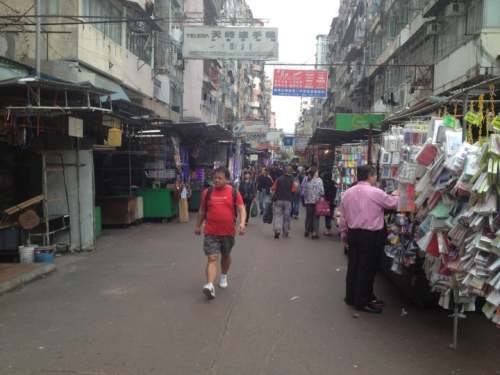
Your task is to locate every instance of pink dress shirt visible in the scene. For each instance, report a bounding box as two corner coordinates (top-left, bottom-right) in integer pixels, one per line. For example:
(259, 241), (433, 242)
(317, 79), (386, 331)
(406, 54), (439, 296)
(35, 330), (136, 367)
(339, 181), (399, 234)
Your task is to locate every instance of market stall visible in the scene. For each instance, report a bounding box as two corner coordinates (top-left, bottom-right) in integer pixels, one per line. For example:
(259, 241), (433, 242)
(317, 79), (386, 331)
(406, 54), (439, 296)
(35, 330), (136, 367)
(379, 106), (500, 347)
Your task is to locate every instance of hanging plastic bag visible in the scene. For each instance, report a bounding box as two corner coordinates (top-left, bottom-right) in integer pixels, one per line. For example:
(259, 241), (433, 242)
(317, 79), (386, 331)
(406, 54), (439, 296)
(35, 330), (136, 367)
(315, 198), (331, 217)
(250, 200), (258, 218)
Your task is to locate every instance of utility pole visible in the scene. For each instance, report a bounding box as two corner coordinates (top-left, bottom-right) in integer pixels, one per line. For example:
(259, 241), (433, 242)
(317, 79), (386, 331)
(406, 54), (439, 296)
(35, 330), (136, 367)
(35, 0), (41, 78)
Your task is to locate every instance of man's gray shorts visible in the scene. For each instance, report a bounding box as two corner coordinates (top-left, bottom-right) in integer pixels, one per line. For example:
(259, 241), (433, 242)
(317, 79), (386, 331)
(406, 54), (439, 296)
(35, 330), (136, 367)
(203, 235), (235, 257)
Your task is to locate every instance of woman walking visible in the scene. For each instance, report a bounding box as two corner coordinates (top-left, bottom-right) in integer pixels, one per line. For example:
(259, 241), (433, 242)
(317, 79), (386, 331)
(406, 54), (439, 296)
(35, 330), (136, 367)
(303, 168), (324, 239)
(321, 171), (338, 236)
(239, 171), (256, 224)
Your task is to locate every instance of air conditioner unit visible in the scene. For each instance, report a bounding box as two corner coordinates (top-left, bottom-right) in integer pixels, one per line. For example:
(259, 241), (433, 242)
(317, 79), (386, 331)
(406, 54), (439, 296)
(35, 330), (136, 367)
(445, 2), (465, 16)
(426, 23), (441, 36)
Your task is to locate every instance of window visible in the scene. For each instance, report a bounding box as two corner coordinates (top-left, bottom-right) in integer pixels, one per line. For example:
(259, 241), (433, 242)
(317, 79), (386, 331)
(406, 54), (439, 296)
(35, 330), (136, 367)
(82, 0), (123, 45)
(466, 0), (483, 34)
(483, 0), (500, 28)
(42, 0), (59, 15)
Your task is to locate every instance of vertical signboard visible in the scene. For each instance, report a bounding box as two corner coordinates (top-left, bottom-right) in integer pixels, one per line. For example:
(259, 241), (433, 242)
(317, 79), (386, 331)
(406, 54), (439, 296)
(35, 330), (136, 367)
(272, 69), (328, 97)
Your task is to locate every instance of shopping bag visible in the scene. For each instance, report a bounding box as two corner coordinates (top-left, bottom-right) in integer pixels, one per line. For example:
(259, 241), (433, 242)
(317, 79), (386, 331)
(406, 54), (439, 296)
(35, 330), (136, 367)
(250, 201), (258, 218)
(315, 198), (331, 216)
(263, 203), (273, 224)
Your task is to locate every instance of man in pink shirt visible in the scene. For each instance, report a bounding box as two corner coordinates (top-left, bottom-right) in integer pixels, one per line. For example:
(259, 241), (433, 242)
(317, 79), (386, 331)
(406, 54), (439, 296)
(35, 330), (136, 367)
(339, 165), (399, 314)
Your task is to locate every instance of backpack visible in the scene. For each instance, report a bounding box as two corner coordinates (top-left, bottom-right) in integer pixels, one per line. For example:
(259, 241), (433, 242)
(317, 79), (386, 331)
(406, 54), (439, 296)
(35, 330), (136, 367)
(205, 185), (238, 220)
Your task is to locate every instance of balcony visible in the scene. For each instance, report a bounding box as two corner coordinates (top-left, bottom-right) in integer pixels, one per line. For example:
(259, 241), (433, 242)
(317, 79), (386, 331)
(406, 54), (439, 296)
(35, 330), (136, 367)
(423, 0), (450, 17)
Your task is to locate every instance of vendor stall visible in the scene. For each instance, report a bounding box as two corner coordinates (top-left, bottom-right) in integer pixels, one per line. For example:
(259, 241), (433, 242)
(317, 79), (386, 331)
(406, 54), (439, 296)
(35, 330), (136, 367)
(379, 108), (500, 346)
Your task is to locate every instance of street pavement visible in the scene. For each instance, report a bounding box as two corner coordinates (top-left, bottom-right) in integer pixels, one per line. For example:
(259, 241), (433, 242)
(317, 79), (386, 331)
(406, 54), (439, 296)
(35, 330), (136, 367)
(0, 214), (499, 375)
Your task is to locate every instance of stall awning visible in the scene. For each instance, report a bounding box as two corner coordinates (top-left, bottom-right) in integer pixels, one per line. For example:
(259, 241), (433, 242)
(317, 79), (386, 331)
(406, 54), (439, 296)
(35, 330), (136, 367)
(166, 122), (233, 144)
(309, 128), (381, 146)
(76, 66), (130, 102)
(0, 58), (29, 81)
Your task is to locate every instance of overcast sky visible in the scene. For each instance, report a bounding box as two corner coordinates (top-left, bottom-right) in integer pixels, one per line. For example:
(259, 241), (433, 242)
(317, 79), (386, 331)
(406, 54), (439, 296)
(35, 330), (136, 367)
(245, 0), (340, 133)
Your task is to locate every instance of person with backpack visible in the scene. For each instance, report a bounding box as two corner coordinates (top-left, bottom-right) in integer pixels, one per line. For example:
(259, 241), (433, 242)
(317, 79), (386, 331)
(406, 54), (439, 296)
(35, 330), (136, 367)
(239, 171), (256, 225)
(195, 167), (246, 300)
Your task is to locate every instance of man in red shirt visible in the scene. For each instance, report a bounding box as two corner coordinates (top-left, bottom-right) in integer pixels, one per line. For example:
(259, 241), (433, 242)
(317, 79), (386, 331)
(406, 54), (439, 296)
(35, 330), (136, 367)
(195, 167), (246, 299)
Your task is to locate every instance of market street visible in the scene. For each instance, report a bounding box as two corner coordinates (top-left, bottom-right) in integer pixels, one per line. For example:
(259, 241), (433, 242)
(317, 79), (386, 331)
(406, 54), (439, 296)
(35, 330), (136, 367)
(0, 216), (499, 375)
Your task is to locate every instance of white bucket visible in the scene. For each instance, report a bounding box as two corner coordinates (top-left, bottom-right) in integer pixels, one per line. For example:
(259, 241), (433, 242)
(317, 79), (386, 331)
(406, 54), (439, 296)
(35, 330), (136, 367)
(19, 245), (35, 264)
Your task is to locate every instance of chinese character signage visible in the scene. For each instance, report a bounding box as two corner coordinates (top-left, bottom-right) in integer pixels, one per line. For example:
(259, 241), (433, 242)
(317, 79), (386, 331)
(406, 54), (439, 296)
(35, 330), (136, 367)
(273, 69), (328, 97)
(335, 114), (385, 131)
(183, 26), (279, 60)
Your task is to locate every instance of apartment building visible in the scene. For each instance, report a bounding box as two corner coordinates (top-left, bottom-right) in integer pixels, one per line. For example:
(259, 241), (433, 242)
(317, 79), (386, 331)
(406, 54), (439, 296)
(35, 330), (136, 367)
(182, 0), (270, 130)
(325, 0), (500, 122)
(310, 34), (329, 131)
(0, 0), (186, 119)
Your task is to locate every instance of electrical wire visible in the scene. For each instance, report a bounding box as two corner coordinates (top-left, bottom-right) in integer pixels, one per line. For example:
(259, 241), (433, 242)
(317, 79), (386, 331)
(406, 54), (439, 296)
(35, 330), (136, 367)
(0, 15), (268, 27)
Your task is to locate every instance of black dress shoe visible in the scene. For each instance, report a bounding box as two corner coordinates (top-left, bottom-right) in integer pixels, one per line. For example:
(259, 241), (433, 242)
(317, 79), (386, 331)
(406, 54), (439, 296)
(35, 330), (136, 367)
(304, 232), (310, 237)
(274, 233), (280, 239)
(355, 304), (383, 314)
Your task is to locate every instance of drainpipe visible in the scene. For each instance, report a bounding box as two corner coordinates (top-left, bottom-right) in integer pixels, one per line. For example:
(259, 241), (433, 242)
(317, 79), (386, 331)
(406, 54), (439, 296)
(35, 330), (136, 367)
(76, 138), (83, 251)
(35, 0), (41, 78)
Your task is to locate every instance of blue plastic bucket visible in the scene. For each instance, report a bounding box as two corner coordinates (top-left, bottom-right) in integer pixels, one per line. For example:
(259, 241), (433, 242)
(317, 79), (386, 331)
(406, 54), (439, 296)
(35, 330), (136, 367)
(34, 250), (54, 264)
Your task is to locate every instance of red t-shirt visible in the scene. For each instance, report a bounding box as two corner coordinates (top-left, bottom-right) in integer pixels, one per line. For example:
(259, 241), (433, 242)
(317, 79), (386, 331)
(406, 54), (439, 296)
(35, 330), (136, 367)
(202, 185), (244, 236)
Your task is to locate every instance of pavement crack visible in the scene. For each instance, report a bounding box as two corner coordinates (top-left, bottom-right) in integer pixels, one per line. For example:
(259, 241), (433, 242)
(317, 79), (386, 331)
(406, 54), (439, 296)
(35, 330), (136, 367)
(258, 330), (286, 375)
(205, 254), (256, 375)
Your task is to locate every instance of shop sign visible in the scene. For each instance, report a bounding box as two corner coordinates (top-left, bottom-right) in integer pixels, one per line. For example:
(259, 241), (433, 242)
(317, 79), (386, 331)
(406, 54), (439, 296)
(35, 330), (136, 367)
(242, 121), (267, 134)
(283, 136), (295, 146)
(68, 117), (83, 138)
(183, 26), (279, 60)
(294, 137), (310, 152)
(335, 113), (385, 131)
(272, 69), (328, 98)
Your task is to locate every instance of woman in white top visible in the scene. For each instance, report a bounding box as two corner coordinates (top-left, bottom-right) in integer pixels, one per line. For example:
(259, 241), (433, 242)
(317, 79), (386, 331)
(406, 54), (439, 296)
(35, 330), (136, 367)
(303, 168), (324, 239)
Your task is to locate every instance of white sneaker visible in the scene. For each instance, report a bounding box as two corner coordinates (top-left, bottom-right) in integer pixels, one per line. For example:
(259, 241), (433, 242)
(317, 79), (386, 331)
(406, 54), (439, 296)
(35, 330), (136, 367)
(202, 283), (216, 299)
(219, 274), (228, 289)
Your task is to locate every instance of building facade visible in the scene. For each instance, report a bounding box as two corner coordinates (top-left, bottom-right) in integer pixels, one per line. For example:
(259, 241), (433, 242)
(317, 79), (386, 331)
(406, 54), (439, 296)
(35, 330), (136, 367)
(324, 0), (500, 123)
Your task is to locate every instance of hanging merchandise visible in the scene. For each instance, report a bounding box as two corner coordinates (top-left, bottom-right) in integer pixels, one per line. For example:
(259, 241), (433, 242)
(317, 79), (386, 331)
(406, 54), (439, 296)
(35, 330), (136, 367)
(171, 136), (182, 169)
(381, 113), (500, 327)
(333, 142), (369, 202)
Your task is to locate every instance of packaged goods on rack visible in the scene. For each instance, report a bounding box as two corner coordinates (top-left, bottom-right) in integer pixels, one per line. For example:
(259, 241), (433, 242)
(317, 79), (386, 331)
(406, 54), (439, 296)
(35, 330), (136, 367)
(382, 117), (500, 325)
(380, 124), (429, 193)
(333, 143), (369, 202)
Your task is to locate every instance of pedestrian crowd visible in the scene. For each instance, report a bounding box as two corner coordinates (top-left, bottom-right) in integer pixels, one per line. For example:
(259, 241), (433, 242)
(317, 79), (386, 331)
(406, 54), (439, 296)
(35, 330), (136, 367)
(194, 163), (399, 315)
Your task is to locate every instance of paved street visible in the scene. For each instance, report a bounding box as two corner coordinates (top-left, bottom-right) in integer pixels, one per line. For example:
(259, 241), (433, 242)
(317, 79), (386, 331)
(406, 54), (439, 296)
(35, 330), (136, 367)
(0, 216), (499, 375)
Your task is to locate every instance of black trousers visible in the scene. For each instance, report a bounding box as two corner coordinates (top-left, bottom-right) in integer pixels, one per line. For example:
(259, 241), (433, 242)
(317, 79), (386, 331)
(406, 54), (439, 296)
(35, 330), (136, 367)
(305, 204), (319, 234)
(345, 229), (385, 308)
(244, 199), (252, 223)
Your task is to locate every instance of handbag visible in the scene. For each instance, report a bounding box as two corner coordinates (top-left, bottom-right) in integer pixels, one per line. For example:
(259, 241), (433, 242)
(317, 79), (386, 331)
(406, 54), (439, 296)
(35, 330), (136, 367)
(315, 198), (331, 216)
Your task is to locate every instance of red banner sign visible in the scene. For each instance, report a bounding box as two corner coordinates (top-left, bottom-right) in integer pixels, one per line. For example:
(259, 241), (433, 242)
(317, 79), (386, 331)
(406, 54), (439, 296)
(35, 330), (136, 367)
(273, 69), (328, 97)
